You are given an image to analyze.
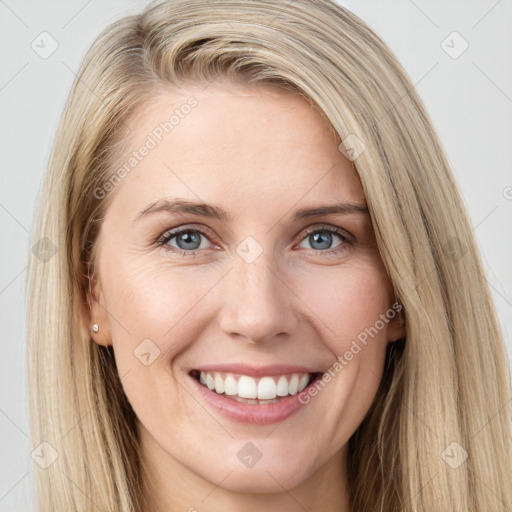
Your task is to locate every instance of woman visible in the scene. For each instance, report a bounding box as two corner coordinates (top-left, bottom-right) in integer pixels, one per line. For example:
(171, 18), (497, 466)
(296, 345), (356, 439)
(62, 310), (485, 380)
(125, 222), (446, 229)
(26, 0), (512, 510)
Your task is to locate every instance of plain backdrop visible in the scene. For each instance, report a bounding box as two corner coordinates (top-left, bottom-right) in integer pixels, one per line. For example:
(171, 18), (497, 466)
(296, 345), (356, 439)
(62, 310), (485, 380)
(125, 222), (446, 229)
(0, 1), (511, 510)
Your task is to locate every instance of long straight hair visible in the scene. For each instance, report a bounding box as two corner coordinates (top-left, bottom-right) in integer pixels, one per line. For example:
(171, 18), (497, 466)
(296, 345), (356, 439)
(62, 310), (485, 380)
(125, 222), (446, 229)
(26, 0), (512, 510)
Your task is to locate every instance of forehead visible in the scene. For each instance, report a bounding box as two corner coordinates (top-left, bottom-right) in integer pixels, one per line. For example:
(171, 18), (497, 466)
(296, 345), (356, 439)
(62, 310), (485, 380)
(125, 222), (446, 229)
(106, 82), (366, 218)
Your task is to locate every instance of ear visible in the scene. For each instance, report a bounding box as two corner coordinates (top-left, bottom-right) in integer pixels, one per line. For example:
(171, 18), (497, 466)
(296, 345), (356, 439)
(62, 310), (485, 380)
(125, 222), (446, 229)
(81, 263), (112, 347)
(387, 303), (406, 342)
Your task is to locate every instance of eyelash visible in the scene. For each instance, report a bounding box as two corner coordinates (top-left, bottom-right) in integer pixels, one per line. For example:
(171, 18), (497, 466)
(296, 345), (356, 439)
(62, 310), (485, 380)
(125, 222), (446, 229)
(156, 224), (354, 258)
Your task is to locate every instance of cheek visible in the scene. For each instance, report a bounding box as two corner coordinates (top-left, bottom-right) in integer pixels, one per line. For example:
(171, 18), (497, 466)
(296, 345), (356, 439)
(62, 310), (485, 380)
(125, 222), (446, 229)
(101, 259), (224, 364)
(294, 261), (393, 348)
(100, 261), (226, 430)
(293, 267), (393, 449)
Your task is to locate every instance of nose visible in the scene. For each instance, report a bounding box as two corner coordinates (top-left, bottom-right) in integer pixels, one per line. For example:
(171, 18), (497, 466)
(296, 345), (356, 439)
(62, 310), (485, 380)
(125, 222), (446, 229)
(217, 253), (300, 345)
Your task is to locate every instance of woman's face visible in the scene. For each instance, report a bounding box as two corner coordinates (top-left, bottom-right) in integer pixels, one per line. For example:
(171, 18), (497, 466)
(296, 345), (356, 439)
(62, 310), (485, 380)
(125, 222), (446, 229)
(88, 82), (404, 500)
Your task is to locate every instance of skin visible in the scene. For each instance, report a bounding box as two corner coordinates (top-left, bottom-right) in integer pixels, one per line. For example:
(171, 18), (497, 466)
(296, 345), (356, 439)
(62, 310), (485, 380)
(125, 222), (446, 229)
(86, 80), (405, 512)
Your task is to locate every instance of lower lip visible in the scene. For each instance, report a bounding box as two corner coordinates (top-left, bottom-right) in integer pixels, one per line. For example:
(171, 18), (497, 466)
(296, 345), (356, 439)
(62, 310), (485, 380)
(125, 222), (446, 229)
(189, 374), (314, 425)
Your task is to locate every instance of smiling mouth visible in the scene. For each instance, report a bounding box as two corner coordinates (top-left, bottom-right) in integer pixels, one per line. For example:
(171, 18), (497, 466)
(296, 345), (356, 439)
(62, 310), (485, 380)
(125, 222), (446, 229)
(189, 370), (321, 404)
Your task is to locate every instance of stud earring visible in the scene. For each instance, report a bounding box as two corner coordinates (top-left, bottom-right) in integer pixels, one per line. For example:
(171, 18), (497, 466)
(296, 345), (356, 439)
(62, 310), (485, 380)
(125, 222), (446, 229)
(90, 323), (99, 333)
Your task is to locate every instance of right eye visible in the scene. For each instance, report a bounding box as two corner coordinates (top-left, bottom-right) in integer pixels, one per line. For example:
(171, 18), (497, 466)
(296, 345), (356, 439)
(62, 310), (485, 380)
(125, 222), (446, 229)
(157, 226), (218, 256)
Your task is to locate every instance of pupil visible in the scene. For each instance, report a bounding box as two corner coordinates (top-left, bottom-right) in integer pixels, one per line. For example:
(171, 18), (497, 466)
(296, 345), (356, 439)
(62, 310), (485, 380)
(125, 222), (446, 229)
(311, 231), (332, 250)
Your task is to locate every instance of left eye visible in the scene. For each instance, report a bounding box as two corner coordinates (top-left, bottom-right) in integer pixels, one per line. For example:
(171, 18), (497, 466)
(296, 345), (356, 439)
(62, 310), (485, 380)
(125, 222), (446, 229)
(297, 228), (347, 252)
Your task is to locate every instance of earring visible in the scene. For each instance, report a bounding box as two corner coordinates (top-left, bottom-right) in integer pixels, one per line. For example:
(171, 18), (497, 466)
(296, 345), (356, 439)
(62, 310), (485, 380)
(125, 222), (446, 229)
(90, 323), (99, 333)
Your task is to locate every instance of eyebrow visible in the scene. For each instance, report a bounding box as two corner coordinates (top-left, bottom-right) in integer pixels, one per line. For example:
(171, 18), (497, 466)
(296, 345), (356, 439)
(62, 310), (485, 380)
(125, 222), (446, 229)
(134, 198), (369, 223)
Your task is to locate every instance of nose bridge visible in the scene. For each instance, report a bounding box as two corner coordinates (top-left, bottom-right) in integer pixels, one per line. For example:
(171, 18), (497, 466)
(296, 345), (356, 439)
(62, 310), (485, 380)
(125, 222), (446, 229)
(217, 249), (298, 344)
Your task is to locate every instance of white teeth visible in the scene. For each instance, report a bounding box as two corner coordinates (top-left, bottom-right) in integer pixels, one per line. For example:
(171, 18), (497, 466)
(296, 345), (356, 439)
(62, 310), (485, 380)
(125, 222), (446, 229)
(298, 374), (309, 392)
(288, 374), (299, 395)
(258, 376), (277, 399)
(224, 374), (238, 395)
(214, 373), (224, 394)
(238, 375), (258, 399)
(276, 375), (289, 396)
(196, 371), (314, 400)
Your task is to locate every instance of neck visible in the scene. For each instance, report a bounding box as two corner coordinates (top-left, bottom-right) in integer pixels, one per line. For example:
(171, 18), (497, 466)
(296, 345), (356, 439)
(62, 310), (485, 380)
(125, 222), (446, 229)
(137, 426), (352, 512)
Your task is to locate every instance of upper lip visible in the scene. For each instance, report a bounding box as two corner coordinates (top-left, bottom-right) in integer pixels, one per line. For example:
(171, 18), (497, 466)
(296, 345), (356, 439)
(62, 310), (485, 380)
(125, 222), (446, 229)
(190, 363), (321, 378)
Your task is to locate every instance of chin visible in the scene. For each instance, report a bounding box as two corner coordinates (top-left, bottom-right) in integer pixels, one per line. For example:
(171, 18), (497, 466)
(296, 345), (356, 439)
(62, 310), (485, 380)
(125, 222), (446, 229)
(206, 465), (310, 494)
(196, 446), (315, 494)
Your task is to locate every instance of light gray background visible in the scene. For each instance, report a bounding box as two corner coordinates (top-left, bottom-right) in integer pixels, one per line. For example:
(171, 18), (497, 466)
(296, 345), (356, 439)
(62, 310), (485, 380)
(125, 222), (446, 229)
(1, 1), (511, 510)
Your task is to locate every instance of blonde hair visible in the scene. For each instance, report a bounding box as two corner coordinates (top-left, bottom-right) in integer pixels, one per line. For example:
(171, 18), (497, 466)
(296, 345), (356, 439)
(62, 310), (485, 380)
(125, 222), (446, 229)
(26, 0), (512, 510)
